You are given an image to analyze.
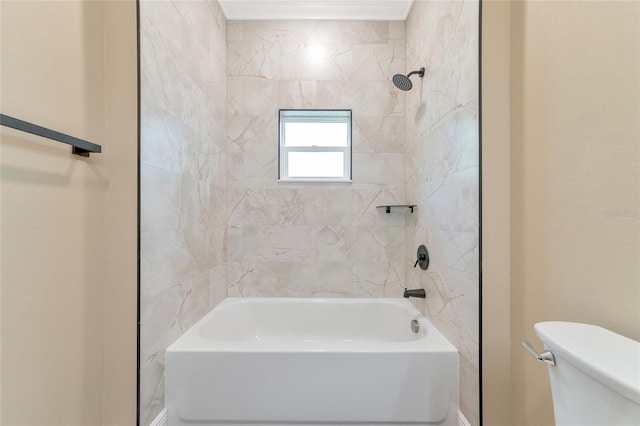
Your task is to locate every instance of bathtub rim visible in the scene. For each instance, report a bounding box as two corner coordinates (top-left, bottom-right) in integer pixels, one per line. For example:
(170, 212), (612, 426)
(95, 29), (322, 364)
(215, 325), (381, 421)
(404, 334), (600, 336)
(167, 297), (458, 354)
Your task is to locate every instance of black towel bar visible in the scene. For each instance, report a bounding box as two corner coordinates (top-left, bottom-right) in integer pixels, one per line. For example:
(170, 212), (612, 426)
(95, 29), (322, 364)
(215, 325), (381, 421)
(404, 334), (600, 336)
(0, 113), (102, 157)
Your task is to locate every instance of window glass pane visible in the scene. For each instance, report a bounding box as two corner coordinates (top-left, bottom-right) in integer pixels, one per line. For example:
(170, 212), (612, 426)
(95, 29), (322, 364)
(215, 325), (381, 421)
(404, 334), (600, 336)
(287, 152), (345, 178)
(279, 109), (351, 181)
(284, 122), (348, 147)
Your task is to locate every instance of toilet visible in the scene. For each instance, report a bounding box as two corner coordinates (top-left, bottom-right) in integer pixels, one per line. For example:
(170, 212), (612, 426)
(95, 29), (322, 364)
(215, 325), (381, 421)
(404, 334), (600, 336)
(532, 321), (640, 426)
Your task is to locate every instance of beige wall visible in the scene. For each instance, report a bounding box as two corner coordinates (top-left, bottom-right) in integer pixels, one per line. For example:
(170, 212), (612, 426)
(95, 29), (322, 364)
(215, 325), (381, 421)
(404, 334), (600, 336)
(0, 1), (137, 424)
(510, 1), (639, 424)
(102, 1), (138, 424)
(481, 1), (512, 425)
(483, 1), (639, 425)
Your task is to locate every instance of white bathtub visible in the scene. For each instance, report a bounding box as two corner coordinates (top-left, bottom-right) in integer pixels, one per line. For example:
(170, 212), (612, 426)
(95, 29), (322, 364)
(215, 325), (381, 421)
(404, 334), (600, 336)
(166, 298), (459, 426)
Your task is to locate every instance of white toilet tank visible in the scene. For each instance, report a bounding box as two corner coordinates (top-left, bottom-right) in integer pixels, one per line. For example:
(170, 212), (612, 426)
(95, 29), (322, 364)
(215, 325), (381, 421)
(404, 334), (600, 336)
(534, 322), (640, 426)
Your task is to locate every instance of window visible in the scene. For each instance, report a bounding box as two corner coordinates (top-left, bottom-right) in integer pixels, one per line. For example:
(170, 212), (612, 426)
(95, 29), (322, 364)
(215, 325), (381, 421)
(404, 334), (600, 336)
(278, 109), (352, 182)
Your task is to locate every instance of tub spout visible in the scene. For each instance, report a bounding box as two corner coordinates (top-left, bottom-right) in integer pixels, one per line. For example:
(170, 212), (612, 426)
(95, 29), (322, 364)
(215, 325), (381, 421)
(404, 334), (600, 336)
(403, 288), (426, 298)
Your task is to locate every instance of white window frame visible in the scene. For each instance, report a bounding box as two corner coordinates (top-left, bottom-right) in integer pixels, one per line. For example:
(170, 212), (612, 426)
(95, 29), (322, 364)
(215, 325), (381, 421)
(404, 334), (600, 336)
(278, 109), (352, 182)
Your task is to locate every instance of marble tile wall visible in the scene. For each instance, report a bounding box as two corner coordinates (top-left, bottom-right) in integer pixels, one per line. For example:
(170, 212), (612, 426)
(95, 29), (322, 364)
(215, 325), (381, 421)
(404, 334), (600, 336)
(226, 20), (410, 298)
(404, 1), (480, 425)
(139, 1), (227, 424)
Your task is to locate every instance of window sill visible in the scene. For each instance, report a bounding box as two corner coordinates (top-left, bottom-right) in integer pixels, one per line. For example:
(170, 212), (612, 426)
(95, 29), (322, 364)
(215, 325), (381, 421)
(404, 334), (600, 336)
(277, 179), (353, 184)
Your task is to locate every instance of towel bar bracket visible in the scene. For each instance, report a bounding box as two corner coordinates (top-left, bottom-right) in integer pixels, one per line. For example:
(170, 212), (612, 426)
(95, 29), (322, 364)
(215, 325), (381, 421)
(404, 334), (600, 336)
(72, 147), (91, 157)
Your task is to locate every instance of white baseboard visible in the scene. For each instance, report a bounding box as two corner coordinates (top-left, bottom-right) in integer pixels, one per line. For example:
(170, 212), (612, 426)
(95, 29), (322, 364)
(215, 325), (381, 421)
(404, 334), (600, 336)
(150, 408), (168, 426)
(151, 407), (468, 426)
(457, 410), (472, 426)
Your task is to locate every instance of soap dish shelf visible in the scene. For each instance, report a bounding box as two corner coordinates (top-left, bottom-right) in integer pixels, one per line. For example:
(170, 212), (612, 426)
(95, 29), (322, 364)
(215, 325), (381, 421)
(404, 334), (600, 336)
(376, 205), (417, 214)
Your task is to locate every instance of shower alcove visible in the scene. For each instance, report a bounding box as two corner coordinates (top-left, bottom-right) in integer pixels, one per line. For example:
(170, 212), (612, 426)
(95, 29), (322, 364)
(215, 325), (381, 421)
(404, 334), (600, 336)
(138, 1), (480, 425)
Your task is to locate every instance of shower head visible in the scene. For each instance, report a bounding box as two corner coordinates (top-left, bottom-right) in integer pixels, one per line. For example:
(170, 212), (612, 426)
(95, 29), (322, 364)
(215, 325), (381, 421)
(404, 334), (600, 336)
(392, 67), (425, 91)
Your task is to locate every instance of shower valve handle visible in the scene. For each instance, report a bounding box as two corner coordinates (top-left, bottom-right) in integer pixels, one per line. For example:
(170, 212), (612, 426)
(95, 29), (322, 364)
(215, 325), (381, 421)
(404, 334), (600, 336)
(413, 245), (430, 270)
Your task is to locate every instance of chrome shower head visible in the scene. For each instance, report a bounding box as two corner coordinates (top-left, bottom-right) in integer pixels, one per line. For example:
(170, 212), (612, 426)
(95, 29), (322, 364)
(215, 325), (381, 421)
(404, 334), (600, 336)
(392, 67), (425, 91)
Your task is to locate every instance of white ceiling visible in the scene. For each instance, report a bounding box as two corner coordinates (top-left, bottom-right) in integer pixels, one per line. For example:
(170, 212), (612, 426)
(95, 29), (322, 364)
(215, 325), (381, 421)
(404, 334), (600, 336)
(218, 0), (415, 21)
